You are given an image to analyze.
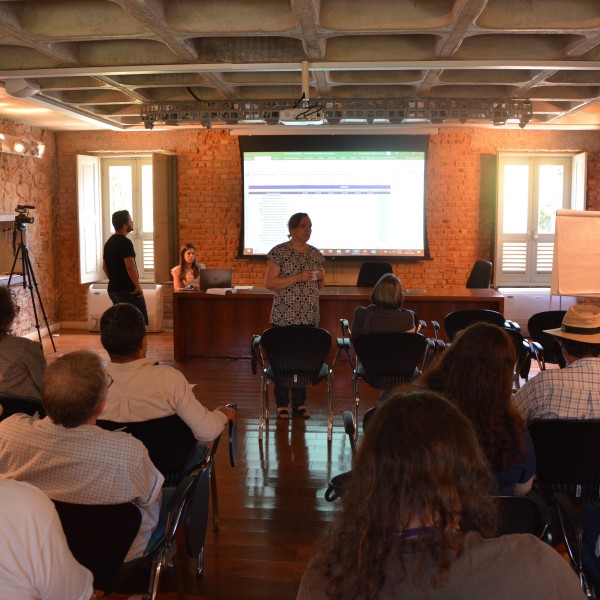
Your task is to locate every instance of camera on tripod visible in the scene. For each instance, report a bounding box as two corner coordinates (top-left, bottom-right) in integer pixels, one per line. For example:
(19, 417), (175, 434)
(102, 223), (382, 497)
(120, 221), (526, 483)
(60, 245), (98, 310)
(14, 205), (35, 228)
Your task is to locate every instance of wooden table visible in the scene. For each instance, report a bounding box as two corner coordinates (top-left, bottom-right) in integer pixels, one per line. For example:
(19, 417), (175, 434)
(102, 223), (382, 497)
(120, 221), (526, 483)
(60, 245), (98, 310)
(173, 286), (504, 360)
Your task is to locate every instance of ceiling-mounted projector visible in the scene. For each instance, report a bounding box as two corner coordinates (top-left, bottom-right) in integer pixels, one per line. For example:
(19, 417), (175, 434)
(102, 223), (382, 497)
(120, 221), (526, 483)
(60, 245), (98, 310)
(279, 108), (324, 125)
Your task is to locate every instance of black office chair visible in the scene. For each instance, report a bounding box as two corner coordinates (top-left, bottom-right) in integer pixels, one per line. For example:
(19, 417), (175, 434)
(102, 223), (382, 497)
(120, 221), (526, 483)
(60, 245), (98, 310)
(340, 324), (433, 433)
(356, 261), (393, 287)
(98, 410), (237, 542)
(528, 310), (567, 369)
(466, 260), (493, 288)
(501, 326), (542, 388)
(0, 394), (46, 420)
(96, 414), (200, 487)
(251, 326), (339, 441)
(53, 501), (141, 595)
(528, 420), (600, 507)
(444, 309), (515, 341)
(112, 463), (209, 599)
(553, 492), (600, 597)
(495, 493), (551, 540)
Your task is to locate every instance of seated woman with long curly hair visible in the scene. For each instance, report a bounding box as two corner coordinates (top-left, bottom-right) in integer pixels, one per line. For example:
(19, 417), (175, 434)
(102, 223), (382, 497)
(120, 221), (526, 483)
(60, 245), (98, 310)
(420, 322), (535, 495)
(297, 390), (584, 600)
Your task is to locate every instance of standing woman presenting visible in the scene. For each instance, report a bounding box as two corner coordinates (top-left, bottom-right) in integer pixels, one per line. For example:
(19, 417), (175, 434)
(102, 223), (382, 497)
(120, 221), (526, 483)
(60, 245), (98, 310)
(264, 213), (325, 420)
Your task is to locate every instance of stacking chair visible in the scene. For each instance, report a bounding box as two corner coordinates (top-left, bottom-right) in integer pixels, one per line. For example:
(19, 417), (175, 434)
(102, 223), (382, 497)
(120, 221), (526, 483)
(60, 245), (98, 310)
(251, 326), (339, 441)
(528, 419), (600, 506)
(52, 501), (142, 595)
(528, 310), (567, 369)
(443, 308), (514, 341)
(97, 414), (199, 487)
(553, 492), (600, 597)
(501, 326), (542, 388)
(356, 261), (392, 287)
(466, 259), (493, 288)
(340, 319), (434, 431)
(98, 409), (238, 551)
(0, 394), (46, 420)
(495, 494), (551, 539)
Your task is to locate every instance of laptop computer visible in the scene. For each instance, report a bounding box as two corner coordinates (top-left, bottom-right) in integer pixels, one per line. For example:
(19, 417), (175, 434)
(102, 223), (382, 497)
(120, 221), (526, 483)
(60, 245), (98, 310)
(199, 268), (233, 291)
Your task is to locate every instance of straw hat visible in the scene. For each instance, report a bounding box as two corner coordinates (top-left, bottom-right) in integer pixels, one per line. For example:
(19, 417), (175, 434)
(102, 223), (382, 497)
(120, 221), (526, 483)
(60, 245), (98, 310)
(545, 304), (600, 343)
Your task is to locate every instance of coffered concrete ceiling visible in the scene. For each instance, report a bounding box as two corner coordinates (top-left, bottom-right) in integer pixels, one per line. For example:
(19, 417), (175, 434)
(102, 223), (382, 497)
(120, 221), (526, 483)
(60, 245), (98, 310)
(1, 0), (600, 131)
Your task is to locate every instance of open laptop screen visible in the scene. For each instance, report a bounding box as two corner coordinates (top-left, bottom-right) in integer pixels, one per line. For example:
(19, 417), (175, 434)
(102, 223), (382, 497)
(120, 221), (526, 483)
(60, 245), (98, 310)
(199, 269), (232, 291)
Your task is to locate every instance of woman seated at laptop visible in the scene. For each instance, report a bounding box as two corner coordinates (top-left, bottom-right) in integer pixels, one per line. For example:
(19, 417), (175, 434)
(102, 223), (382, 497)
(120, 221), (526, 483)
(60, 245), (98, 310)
(171, 243), (206, 290)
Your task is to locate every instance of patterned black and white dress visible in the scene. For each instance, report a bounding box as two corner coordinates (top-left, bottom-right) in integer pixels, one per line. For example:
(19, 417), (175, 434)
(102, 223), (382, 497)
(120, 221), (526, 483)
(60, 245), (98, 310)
(267, 242), (325, 326)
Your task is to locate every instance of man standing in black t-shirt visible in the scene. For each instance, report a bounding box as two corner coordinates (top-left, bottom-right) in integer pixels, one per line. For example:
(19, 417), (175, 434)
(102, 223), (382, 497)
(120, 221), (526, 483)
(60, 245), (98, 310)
(102, 210), (149, 324)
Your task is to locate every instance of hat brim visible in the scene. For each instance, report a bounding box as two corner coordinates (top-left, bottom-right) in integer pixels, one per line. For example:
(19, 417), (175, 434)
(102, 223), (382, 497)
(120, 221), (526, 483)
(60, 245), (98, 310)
(544, 327), (600, 344)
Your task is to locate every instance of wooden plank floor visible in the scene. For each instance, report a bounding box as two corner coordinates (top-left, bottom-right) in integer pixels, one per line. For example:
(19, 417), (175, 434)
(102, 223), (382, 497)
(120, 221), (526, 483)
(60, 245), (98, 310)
(41, 330), (382, 600)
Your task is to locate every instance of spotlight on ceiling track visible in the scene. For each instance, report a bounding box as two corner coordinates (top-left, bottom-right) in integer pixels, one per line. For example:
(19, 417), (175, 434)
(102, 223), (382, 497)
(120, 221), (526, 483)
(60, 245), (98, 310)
(1, 133), (45, 158)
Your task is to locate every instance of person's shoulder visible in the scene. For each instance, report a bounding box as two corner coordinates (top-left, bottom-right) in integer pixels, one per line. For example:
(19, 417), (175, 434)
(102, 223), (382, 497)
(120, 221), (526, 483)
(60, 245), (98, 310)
(0, 478), (53, 511)
(170, 265), (180, 275)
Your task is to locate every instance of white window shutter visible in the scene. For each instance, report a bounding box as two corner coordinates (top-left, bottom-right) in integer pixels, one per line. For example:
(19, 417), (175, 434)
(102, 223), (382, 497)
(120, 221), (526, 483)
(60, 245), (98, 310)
(77, 155), (102, 284)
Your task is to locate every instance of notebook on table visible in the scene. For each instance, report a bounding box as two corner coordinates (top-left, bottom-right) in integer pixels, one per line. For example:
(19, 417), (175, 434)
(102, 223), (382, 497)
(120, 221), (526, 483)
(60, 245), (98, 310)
(199, 268), (233, 291)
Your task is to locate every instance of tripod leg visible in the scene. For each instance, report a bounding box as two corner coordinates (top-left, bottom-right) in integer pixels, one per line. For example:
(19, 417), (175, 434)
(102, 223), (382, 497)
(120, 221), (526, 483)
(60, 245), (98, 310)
(7, 241), (22, 287)
(22, 245), (56, 353)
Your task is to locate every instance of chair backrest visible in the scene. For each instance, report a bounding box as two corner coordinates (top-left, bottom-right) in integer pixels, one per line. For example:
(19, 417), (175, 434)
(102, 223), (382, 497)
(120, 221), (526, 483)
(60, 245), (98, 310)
(466, 260), (493, 288)
(356, 261), (393, 287)
(184, 466), (211, 558)
(528, 310), (567, 368)
(96, 414), (197, 486)
(352, 332), (428, 390)
(495, 495), (550, 539)
(528, 419), (600, 505)
(444, 309), (507, 340)
(0, 394), (46, 420)
(260, 326), (331, 387)
(53, 501), (141, 594)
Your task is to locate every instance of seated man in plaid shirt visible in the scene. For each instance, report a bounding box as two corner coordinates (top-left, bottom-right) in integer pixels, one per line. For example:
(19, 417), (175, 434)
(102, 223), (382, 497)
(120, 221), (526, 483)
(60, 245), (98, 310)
(0, 350), (164, 562)
(513, 303), (600, 422)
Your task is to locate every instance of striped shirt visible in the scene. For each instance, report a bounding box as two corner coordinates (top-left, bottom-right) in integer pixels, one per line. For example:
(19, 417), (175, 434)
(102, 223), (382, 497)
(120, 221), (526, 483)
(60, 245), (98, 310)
(0, 414), (163, 561)
(513, 357), (600, 422)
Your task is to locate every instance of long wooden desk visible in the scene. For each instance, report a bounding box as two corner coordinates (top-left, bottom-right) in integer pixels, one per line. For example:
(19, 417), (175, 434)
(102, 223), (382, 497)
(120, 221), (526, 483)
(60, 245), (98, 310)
(173, 286), (504, 360)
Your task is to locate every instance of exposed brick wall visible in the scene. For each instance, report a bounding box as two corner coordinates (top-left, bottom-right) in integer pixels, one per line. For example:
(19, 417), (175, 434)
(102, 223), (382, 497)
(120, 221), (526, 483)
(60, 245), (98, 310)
(0, 119), (58, 336)
(5, 122), (600, 329)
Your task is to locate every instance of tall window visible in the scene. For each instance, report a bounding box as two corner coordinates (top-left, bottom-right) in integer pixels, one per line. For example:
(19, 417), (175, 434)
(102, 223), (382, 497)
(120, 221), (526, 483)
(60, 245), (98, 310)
(495, 154), (584, 287)
(101, 157), (154, 280)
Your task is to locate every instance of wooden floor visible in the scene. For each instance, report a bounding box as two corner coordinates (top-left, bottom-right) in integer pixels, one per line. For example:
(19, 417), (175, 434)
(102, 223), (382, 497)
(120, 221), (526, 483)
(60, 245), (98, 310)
(42, 329), (382, 600)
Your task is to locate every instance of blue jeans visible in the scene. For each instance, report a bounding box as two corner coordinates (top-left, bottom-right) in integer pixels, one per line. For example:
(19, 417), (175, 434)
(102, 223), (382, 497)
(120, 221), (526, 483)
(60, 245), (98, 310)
(108, 290), (149, 325)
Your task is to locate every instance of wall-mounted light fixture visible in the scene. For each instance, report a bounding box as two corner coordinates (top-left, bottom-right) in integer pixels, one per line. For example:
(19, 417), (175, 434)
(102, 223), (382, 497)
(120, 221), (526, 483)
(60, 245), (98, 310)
(0, 133), (45, 158)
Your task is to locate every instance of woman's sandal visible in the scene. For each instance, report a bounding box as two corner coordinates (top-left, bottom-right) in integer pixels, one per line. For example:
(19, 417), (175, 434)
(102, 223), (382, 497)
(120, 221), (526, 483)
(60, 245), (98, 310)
(293, 406), (311, 419)
(277, 407), (290, 420)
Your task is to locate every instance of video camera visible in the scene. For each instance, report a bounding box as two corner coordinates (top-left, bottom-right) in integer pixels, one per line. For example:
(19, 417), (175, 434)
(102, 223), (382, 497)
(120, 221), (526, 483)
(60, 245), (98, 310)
(14, 205), (35, 228)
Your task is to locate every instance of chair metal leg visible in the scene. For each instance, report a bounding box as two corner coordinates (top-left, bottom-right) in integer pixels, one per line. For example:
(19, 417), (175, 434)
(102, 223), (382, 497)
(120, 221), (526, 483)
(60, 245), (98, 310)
(210, 462), (220, 532)
(258, 375), (266, 441)
(353, 375), (360, 440)
(196, 547), (205, 578)
(327, 373), (333, 442)
(173, 553), (186, 599)
(147, 556), (163, 600)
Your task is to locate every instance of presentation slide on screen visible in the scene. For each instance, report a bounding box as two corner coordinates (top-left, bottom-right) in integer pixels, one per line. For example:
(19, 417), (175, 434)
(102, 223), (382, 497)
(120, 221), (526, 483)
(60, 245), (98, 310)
(242, 150), (426, 257)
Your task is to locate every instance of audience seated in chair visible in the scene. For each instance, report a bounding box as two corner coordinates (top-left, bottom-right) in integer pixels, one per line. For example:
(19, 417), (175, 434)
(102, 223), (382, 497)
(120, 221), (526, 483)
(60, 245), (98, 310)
(514, 304), (600, 422)
(0, 476), (93, 600)
(98, 303), (236, 441)
(350, 273), (416, 340)
(420, 323), (535, 495)
(297, 390), (584, 600)
(0, 286), (46, 400)
(0, 350), (164, 562)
